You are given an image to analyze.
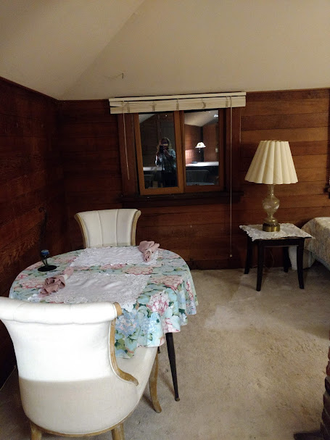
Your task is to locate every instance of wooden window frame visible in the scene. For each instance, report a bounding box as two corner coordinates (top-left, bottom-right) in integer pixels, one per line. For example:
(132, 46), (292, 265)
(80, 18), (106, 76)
(135, 112), (184, 195)
(118, 108), (243, 207)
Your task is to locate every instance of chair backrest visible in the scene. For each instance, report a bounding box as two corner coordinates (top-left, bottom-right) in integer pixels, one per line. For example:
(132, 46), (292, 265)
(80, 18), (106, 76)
(74, 209), (141, 248)
(0, 297), (140, 435)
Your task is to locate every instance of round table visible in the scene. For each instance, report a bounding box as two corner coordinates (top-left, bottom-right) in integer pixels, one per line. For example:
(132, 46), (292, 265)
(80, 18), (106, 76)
(10, 246), (198, 401)
(10, 247), (198, 356)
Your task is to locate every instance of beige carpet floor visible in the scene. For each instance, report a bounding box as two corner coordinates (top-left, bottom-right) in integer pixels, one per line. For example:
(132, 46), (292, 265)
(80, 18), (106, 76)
(1, 263), (330, 440)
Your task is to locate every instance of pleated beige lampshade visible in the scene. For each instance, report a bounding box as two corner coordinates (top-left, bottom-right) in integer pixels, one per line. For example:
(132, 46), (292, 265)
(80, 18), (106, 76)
(245, 140), (298, 184)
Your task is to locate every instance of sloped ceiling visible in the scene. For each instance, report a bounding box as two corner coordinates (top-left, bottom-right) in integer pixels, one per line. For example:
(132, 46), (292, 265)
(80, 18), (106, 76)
(0, 0), (329, 100)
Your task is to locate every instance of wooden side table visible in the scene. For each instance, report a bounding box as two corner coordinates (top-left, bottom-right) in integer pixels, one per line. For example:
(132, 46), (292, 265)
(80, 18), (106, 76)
(240, 224), (312, 292)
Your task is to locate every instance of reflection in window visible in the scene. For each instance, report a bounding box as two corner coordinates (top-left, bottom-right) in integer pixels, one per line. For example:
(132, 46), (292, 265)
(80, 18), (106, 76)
(139, 113), (177, 189)
(135, 109), (225, 195)
(155, 137), (177, 187)
(184, 110), (219, 186)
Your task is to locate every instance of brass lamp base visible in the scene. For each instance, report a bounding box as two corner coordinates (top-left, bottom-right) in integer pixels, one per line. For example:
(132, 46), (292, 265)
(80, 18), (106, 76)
(263, 222), (280, 232)
(262, 184), (281, 232)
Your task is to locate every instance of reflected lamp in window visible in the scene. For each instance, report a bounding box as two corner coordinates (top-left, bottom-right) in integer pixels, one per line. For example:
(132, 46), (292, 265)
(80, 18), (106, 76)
(184, 109), (221, 187)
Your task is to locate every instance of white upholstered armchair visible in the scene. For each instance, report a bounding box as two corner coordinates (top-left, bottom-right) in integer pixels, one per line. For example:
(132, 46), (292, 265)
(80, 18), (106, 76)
(74, 209), (141, 248)
(74, 208), (180, 402)
(0, 297), (161, 440)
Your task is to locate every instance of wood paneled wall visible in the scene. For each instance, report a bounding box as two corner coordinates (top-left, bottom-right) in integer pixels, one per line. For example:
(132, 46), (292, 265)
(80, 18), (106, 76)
(237, 89), (330, 264)
(1, 80), (329, 384)
(58, 89), (330, 270)
(58, 100), (123, 250)
(123, 90), (330, 269)
(184, 124), (201, 163)
(0, 78), (68, 385)
(239, 89), (330, 226)
(203, 123), (218, 162)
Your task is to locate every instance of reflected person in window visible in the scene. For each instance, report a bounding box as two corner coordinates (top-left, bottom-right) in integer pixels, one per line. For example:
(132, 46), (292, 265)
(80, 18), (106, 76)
(155, 137), (177, 187)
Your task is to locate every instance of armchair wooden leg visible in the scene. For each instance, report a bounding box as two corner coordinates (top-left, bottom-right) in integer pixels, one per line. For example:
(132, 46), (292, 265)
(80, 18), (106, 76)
(112, 423), (125, 440)
(30, 422), (42, 440)
(149, 352), (162, 413)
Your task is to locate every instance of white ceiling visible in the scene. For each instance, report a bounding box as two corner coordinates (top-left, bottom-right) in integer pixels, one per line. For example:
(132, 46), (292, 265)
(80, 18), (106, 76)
(0, 0), (329, 100)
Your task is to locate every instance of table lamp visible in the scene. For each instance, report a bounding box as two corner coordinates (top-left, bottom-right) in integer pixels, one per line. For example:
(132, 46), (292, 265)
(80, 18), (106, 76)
(245, 140), (298, 232)
(195, 142), (206, 162)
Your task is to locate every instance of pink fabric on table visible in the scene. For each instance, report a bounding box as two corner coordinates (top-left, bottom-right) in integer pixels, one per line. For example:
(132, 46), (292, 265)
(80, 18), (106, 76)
(138, 241), (155, 253)
(138, 241), (160, 262)
(143, 243), (160, 262)
(40, 267), (74, 295)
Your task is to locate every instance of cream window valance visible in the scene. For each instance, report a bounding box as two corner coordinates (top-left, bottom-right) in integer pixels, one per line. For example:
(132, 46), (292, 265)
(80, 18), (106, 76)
(109, 91), (246, 114)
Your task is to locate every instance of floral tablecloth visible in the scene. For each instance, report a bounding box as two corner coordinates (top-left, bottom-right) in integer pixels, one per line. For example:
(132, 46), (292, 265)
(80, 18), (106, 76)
(9, 248), (198, 358)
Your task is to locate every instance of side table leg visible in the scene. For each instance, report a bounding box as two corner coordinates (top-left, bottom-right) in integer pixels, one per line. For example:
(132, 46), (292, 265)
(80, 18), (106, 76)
(283, 247), (290, 273)
(244, 236), (252, 274)
(297, 240), (304, 289)
(257, 241), (264, 291)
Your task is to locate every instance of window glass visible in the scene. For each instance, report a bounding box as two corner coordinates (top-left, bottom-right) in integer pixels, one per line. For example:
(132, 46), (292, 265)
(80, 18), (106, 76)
(184, 110), (220, 186)
(134, 109), (227, 196)
(139, 113), (177, 189)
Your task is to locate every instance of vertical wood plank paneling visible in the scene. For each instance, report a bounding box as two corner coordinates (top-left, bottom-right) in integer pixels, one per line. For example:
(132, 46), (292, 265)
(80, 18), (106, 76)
(0, 77), (67, 386)
(58, 90), (330, 270)
(236, 89), (330, 267)
(57, 100), (123, 249)
(134, 91), (330, 269)
(1, 81), (329, 386)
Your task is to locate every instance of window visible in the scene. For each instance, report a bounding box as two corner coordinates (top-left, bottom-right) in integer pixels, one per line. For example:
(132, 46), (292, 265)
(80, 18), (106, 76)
(135, 109), (224, 195)
(111, 92), (245, 203)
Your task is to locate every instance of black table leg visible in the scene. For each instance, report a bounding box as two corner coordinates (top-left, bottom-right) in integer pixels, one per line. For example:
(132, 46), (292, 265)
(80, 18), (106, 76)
(297, 240), (305, 289)
(257, 241), (264, 291)
(283, 247), (290, 272)
(166, 333), (180, 401)
(244, 236), (252, 274)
